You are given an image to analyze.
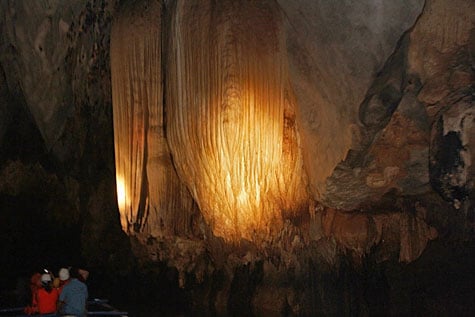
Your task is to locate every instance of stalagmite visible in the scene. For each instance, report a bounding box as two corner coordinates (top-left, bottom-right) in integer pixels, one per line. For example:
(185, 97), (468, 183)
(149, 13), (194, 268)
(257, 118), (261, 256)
(166, 0), (308, 241)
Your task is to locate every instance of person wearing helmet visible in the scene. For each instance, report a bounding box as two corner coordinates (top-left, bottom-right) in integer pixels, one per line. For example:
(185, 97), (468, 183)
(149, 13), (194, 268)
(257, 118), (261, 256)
(36, 273), (59, 314)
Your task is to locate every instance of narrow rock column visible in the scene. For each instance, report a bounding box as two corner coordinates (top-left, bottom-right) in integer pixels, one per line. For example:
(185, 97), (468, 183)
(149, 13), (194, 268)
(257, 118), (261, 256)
(111, 0), (194, 237)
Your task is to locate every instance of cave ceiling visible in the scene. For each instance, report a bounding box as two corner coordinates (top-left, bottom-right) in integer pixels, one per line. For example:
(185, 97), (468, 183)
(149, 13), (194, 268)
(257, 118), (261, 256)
(0, 0), (473, 275)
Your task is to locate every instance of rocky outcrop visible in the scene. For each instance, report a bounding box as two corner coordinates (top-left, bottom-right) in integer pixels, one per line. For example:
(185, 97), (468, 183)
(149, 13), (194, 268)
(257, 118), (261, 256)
(278, 0), (425, 204)
(0, 1), (84, 150)
(430, 95), (474, 208)
(409, 0), (474, 209)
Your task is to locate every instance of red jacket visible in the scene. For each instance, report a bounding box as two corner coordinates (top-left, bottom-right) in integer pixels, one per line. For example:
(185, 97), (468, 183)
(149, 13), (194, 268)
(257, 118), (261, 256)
(37, 287), (59, 314)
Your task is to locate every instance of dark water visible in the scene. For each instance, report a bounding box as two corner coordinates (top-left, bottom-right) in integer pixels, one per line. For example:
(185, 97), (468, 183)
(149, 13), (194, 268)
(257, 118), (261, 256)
(2, 239), (475, 316)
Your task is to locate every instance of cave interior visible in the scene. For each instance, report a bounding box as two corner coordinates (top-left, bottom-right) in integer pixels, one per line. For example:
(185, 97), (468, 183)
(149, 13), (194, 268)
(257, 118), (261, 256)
(0, 0), (474, 316)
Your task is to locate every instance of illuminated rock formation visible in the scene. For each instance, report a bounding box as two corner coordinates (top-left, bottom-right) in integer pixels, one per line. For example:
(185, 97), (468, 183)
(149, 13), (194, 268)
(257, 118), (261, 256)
(111, 0), (196, 238)
(166, 0), (308, 241)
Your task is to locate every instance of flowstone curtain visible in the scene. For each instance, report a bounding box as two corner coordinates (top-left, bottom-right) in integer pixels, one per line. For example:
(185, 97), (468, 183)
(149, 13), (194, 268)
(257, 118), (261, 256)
(167, 0), (308, 241)
(111, 0), (195, 236)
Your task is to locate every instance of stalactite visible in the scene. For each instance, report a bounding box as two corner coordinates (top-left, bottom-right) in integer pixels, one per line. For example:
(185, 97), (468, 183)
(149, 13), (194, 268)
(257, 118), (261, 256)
(111, 0), (195, 237)
(167, 0), (309, 241)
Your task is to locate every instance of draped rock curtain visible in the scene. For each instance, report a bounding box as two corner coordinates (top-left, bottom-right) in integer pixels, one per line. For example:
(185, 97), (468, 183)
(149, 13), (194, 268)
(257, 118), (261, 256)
(111, 0), (195, 237)
(166, 0), (309, 241)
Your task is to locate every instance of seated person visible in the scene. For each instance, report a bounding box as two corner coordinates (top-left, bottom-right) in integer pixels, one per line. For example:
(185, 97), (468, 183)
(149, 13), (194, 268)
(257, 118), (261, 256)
(24, 272), (42, 314)
(78, 268), (89, 283)
(36, 273), (59, 314)
(56, 267), (71, 294)
(57, 267), (88, 317)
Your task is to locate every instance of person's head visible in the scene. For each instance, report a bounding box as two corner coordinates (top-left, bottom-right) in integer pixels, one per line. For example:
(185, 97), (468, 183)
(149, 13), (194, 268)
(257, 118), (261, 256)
(31, 272), (42, 287)
(58, 268), (70, 282)
(41, 274), (52, 291)
(68, 266), (86, 281)
(40, 273), (51, 284)
(78, 268), (89, 282)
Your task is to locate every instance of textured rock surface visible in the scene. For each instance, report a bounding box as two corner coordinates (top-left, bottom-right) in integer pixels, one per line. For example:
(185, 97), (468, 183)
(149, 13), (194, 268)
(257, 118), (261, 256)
(278, 0), (425, 203)
(0, 0), (129, 269)
(430, 95), (474, 207)
(0, 66), (11, 144)
(0, 0), (474, 315)
(0, 1), (84, 149)
(407, 0), (475, 209)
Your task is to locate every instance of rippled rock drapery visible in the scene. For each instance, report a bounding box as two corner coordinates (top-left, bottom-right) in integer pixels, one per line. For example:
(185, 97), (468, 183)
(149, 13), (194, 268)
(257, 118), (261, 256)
(166, 0), (308, 241)
(110, 0), (197, 239)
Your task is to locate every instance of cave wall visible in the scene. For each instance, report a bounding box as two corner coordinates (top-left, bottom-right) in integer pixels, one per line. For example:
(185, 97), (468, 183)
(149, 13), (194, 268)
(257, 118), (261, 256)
(278, 0), (425, 206)
(0, 0), (474, 315)
(0, 0), (133, 275)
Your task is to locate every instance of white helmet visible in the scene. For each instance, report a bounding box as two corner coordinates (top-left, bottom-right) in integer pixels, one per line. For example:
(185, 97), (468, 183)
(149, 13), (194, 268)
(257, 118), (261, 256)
(41, 273), (52, 283)
(59, 268), (70, 281)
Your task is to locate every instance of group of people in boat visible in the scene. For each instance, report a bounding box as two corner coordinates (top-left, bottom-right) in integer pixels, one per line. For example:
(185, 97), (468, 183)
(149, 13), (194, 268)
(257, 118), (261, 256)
(24, 266), (88, 316)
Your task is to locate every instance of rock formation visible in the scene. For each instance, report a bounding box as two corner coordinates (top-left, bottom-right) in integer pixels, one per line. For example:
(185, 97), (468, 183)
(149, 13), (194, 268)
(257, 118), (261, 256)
(0, 0), (473, 315)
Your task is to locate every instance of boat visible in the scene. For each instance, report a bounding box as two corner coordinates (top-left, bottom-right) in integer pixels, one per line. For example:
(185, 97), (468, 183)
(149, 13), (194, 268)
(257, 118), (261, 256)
(0, 298), (128, 316)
